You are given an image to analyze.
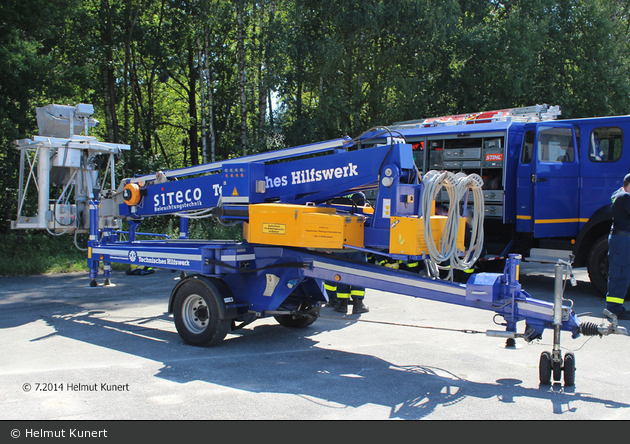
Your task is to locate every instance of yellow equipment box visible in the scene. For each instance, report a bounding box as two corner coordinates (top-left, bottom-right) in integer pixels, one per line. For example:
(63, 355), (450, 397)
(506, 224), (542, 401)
(389, 215), (466, 256)
(244, 204), (364, 249)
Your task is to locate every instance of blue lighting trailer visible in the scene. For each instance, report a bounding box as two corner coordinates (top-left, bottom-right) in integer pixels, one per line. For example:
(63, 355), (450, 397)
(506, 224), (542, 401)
(12, 104), (628, 386)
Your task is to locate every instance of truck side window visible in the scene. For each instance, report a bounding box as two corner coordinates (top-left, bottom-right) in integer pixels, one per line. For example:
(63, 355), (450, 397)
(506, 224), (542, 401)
(589, 127), (622, 162)
(521, 130), (535, 164)
(538, 127), (575, 162)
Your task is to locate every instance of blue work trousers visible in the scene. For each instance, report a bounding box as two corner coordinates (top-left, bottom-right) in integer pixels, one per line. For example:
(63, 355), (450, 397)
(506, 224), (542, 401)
(324, 251), (366, 300)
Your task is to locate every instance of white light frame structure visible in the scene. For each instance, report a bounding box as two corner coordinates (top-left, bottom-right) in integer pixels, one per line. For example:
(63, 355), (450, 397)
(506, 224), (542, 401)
(12, 104), (130, 233)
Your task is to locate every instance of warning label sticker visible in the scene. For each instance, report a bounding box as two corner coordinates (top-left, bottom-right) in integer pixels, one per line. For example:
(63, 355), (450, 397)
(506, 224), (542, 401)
(262, 223), (286, 235)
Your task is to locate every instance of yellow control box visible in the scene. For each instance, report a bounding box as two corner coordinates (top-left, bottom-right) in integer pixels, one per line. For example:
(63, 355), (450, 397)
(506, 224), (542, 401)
(244, 204), (364, 249)
(389, 215), (466, 256)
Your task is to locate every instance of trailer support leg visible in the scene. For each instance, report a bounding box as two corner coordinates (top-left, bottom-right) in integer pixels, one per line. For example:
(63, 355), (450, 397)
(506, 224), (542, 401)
(539, 263), (575, 386)
(552, 263), (564, 375)
(88, 201), (100, 287)
(99, 227), (114, 287)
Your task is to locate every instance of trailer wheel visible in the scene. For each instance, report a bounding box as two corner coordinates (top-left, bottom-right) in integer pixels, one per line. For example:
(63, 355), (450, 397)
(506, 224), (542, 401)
(563, 352), (576, 386)
(587, 235), (608, 297)
(172, 278), (230, 347)
(539, 351), (552, 385)
(274, 303), (321, 328)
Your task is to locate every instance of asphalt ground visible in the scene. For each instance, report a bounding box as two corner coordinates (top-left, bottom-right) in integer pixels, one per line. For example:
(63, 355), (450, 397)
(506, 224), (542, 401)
(1, 261), (629, 427)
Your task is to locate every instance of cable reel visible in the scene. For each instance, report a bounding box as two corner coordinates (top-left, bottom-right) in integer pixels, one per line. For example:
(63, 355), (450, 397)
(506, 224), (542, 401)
(123, 183), (142, 206)
(421, 170), (485, 279)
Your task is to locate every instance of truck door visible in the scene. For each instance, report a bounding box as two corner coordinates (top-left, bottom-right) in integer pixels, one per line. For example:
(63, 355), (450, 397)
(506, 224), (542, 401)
(516, 126), (536, 233)
(518, 123), (580, 238)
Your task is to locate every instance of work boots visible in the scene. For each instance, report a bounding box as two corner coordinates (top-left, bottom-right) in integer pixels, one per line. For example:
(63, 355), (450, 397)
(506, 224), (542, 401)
(327, 296), (340, 309)
(334, 298), (369, 314)
(352, 297), (369, 314)
(334, 298), (349, 313)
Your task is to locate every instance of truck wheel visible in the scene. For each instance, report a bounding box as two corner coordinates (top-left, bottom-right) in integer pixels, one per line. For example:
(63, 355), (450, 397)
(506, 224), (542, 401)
(172, 278), (230, 346)
(274, 303), (321, 328)
(587, 235), (608, 297)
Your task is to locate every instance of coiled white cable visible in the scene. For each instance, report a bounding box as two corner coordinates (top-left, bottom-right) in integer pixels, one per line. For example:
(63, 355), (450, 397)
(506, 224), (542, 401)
(452, 173), (485, 270)
(422, 170), (459, 264)
(421, 170), (485, 277)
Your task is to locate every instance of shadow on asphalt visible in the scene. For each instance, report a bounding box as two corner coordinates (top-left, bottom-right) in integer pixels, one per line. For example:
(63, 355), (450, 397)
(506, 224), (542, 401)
(1, 270), (628, 420)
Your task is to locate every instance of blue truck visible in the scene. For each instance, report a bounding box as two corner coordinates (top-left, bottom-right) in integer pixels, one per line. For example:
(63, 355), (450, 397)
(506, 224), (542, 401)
(11, 103), (628, 385)
(359, 104), (629, 296)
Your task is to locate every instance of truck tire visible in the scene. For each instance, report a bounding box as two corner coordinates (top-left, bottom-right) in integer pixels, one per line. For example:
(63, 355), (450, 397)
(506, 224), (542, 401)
(172, 278), (231, 346)
(587, 235), (608, 297)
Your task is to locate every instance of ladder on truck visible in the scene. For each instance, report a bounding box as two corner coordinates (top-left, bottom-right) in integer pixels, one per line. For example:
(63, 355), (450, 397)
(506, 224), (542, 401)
(390, 104), (562, 129)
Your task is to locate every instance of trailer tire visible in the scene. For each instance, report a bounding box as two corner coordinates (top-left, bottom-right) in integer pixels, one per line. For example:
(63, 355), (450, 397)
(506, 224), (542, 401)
(172, 278), (230, 347)
(587, 235), (609, 297)
(539, 351), (552, 385)
(563, 352), (576, 386)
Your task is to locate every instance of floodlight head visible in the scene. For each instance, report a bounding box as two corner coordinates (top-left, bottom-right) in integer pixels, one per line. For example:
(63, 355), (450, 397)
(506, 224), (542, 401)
(36, 104), (99, 138)
(74, 103), (94, 117)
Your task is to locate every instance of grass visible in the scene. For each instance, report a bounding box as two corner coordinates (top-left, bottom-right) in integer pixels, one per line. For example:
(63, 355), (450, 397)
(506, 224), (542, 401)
(0, 231), (92, 276)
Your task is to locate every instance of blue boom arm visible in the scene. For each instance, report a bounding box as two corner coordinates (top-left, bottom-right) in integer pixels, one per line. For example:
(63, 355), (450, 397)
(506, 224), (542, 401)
(117, 137), (418, 222)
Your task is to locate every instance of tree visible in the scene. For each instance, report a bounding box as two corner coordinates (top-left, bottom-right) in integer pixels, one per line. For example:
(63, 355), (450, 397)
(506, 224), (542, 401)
(0, 0), (93, 232)
(452, 0), (630, 117)
(4, 0), (630, 235)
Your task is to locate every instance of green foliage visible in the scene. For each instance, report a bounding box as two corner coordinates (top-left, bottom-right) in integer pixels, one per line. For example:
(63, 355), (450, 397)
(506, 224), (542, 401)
(0, 220), (243, 276)
(3, 0), (630, 273)
(451, 0), (630, 117)
(118, 214), (243, 243)
(0, 231), (89, 276)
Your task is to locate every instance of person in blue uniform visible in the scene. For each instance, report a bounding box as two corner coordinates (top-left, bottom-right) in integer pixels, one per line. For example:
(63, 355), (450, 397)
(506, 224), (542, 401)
(605, 173), (630, 320)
